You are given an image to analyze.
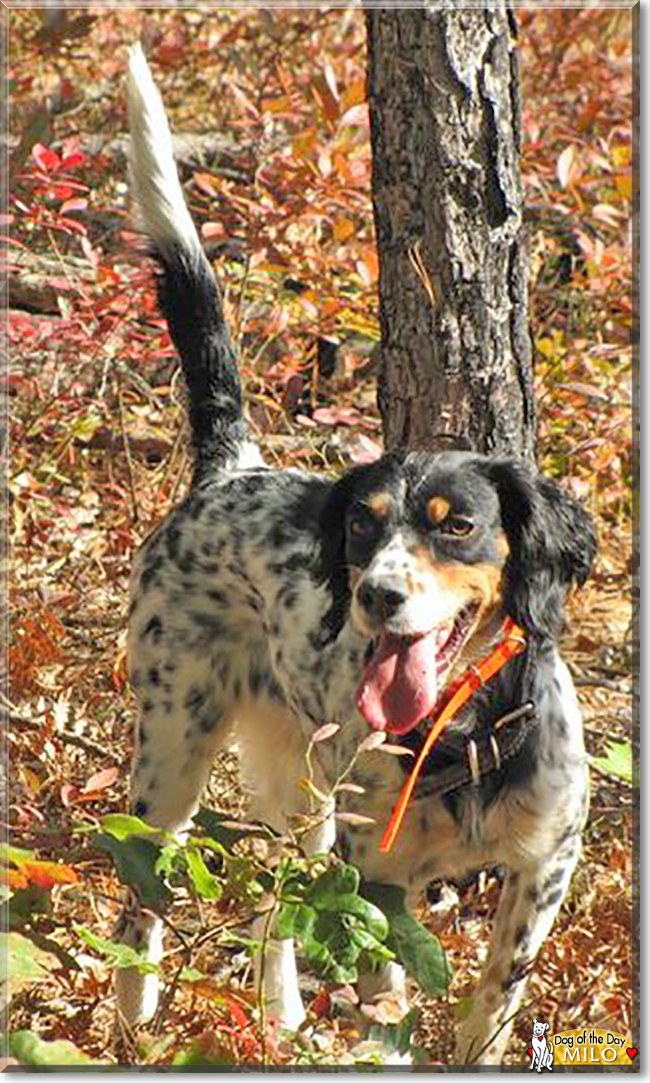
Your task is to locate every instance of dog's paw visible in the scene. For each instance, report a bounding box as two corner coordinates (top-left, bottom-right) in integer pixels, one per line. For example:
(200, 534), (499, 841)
(256, 930), (306, 1032)
(115, 967), (160, 1029)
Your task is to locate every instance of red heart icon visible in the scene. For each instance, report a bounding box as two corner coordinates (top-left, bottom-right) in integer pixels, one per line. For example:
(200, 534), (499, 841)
(626, 1048), (638, 1061)
(528, 1048), (533, 1057)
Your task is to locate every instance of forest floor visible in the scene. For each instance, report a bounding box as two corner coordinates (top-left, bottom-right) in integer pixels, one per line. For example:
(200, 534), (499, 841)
(6, 7), (635, 1069)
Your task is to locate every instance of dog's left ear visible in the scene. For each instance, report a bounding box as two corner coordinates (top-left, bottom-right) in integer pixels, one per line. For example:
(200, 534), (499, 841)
(483, 459), (597, 639)
(318, 467), (361, 570)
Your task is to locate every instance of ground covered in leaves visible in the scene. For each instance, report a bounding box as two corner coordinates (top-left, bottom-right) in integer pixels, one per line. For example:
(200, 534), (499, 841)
(6, 7), (635, 1069)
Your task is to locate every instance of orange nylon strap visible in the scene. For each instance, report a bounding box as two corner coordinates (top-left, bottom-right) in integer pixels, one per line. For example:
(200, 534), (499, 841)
(379, 618), (527, 854)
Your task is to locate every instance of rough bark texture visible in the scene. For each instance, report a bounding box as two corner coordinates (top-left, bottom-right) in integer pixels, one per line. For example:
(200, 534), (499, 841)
(365, 4), (535, 461)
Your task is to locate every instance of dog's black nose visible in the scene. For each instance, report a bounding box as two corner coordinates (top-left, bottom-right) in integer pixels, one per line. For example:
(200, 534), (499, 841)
(357, 580), (408, 619)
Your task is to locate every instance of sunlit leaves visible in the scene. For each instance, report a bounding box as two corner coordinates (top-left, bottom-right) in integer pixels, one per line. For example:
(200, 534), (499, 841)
(277, 863), (393, 984)
(592, 740), (633, 785)
(0, 844), (78, 890)
(361, 883), (451, 997)
(9, 1031), (106, 1067)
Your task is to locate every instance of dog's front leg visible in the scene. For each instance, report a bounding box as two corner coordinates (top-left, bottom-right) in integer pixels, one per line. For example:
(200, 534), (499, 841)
(456, 830), (582, 1065)
(253, 915), (306, 1031)
(254, 798), (336, 1032)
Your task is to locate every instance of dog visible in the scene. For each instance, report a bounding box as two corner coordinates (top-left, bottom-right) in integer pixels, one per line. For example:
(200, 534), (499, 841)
(530, 1019), (554, 1071)
(115, 44), (596, 1065)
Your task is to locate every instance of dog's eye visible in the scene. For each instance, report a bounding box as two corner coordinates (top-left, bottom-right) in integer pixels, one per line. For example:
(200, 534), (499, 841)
(348, 514), (377, 539)
(441, 516), (475, 537)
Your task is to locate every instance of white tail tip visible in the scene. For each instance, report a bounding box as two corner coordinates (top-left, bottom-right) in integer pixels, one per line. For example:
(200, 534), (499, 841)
(127, 42), (200, 251)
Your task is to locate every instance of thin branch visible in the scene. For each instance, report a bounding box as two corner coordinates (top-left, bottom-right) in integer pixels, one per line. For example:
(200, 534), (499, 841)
(574, 676), (631, 693)
(8, 712), (122, 764)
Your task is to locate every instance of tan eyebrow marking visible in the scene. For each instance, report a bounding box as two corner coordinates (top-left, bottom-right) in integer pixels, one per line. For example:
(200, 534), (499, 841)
(496, 531), (510, 559)
(366, 492), (393, 519)
(427, 496), (451, 525)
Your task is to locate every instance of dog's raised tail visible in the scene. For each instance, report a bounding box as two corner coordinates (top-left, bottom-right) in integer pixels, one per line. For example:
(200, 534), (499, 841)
(127, 43), (257, 477)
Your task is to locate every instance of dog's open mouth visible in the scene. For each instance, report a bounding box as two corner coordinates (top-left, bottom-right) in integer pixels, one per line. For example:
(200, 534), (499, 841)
(356, 602), (480, 736)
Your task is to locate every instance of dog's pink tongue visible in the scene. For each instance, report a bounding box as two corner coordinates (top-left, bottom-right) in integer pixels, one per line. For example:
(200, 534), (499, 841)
(356, 632), (439, 735)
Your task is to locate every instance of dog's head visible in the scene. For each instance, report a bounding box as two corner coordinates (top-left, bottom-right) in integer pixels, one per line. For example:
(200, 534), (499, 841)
(321, 449), (596, 736)
(532, 1019), (550, 1038)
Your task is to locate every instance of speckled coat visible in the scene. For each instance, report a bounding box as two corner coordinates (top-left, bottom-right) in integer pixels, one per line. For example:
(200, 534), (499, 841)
(115, 45), (596, 1066)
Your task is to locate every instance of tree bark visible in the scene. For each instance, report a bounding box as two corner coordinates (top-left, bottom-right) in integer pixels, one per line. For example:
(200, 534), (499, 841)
(365, 4), (535, 461)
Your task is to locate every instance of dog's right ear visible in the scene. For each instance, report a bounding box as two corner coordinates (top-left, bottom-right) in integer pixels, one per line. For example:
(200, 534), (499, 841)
(314, 469), (366, 645)
(318, 455), (401, 564)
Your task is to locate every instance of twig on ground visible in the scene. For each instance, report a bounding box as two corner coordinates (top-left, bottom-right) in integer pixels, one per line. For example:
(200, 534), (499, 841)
(574, 676), (630, 693)
(9, 712), (122, 764)
(115, 370), (140, 523)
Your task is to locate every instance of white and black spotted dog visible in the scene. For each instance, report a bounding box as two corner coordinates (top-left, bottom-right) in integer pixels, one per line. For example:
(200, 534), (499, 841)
(116, 44), (596, 1065)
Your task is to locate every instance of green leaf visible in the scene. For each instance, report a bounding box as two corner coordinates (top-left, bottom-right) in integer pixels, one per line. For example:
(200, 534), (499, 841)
(367, 1007), (420, 1058)
(171, 1037), (235, 1067)
(192, 806), (271, 848)
(5, 884), (52, 927)
(1, 843), (35, 865)
(592, 740), (634, 784)
(314, 893), (388, 942)
(305, 863), (359, 901)
(98, 813), (162, 841)
(155, 840), (185, 880)
(277, 864), (393, 984)
(178, 966), (208, 983)
(9, 1031), (106, 1066)
(184, 847), (223, 900)
(361, 883), (451, 997)
(275, 901), (317, 942)
(5, 932), (58, 998)
(95, 833), (172, 913)
(75, 926), (159, 974)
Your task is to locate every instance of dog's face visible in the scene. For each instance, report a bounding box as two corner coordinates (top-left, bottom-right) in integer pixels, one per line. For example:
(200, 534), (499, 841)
(322, 449), (596, 736)
(532, 1020), (550, 1038)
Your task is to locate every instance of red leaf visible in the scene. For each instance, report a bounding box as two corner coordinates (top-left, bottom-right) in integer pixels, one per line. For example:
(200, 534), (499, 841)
(50, 184), (76, 201)
(313, 405), (363, 427)
(6, 869), (29, 889)
(60, 152), (87, 170)
(82, 767), (119, 794)
(557, 144), (578, 188)
(50, 217), (87, 236)
(311, 722), (340, 743)
(339, 103), (369, 130)
(347, 433), (382, 465)
(60, 783), (79, 808)
(11, 858), (78, 888)
(357, 731), (386, 754)
(32, 143), (60, 172)
(311, 987), (332, 1018)
(201, 221), (226, 241)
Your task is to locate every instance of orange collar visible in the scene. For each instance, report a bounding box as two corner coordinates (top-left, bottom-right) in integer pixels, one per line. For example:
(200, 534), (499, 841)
(380, 617), (527, 853)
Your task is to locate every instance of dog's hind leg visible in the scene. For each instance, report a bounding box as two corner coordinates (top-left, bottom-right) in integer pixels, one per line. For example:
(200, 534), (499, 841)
(114, 718), (219, 1029)
(456, 830), (583, 1065)
(115, 627), (230, 1029)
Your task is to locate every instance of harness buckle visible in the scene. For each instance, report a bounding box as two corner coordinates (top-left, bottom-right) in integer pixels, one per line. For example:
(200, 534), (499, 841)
(467, 738), (480, 785)
(489, 733), (501, 770)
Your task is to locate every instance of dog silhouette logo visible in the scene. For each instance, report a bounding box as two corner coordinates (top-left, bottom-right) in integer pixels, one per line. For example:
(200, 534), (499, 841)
(530, 1018), (554, 1072)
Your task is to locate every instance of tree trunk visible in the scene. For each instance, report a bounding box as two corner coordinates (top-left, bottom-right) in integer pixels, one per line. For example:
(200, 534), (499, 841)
(365, 4), (535, 461)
